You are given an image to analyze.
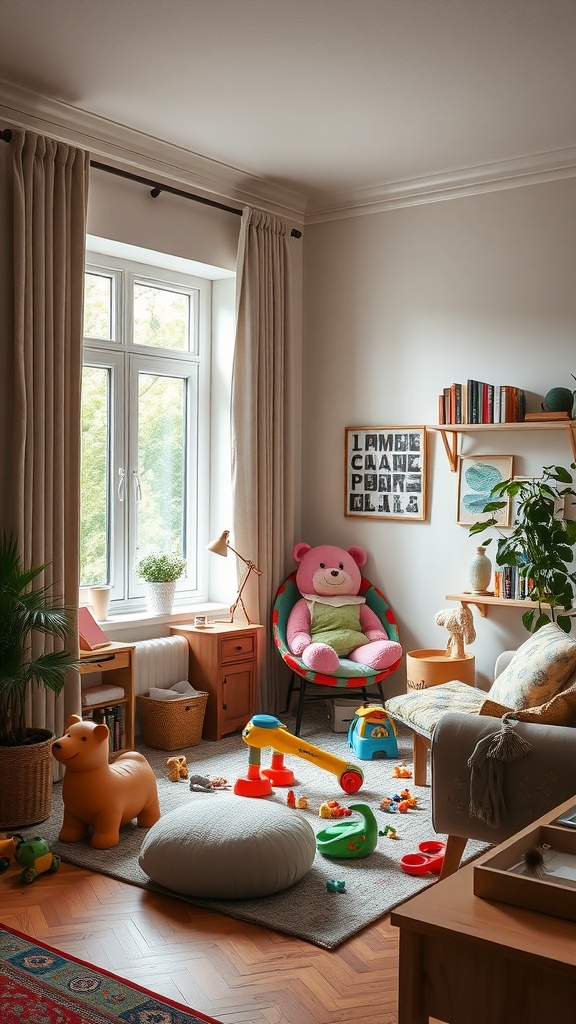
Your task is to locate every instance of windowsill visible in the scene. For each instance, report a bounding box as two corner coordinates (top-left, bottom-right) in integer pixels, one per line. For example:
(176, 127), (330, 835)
(95, 601), (232, 640)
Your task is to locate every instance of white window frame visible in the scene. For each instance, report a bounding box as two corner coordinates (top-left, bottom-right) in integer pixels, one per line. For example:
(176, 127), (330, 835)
(82, 252), (211, 614)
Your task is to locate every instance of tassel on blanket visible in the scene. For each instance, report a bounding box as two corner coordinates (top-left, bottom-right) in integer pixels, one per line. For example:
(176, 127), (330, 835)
(467, 716), (533, 828)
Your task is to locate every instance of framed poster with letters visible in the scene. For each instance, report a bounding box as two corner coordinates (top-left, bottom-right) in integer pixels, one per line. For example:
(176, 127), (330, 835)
(344, 426), (427, 520)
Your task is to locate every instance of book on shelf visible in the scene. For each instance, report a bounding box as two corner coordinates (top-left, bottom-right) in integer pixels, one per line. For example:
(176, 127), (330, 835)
(484, 383), (494, 423)
(524, 410), (570, 421)
(500, 385), (526, 423)
(78, 606), (111, 651)
(502, 565), (514, 599)
(438, 393), (446, 424)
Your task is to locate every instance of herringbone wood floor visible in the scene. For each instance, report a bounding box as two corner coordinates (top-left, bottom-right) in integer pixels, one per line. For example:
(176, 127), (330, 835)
(1, 859), (406, 1023)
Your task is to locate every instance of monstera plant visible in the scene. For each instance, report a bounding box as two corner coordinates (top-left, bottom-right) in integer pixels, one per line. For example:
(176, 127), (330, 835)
(469, 463), (576, 634)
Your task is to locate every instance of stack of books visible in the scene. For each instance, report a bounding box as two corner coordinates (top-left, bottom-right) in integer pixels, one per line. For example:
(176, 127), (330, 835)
(493, 568), (534, 600)
(84, 704), (125, 751)
(438, 381), (526, 424)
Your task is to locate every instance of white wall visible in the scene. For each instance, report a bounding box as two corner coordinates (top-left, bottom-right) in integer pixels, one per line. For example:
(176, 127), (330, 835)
(87, 166), (240, 271)
(302, 178), (576, 692)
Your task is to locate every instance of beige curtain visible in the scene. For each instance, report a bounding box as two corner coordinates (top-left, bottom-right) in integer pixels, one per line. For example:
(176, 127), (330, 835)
(231, 208), (296, 712)
(0, 130), (89, 745)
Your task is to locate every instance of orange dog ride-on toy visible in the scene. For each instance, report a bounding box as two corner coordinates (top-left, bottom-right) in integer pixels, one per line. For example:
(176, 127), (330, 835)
(52, 715), (161, 849)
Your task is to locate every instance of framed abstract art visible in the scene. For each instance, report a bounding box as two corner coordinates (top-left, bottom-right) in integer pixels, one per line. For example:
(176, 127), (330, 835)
(457, 454), (513, 526)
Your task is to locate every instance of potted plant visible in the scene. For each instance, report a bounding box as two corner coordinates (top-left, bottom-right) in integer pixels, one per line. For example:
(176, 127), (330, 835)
(0, 532), (77, 827)
(469, 462), (576, 633)
(136, 552), (187, 616)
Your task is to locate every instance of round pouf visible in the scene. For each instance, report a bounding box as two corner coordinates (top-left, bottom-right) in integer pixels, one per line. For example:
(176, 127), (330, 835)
(138, 794), (316, 899)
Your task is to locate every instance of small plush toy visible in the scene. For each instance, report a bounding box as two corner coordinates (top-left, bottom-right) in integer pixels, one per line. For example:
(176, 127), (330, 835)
(319, 800), (352, 819)
(52, 716), (160, 849)
(188, 774), (231, 792)
(435, 605), (476, 659)
(286, 543), (402, 674)
(166, 756), (188, 781)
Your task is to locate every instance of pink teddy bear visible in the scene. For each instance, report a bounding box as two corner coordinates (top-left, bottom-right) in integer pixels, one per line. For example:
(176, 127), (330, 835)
(286, 543), (402, 675)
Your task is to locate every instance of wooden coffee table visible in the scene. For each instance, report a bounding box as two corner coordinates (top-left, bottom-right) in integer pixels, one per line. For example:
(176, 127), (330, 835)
(391, 796), (576, 1024)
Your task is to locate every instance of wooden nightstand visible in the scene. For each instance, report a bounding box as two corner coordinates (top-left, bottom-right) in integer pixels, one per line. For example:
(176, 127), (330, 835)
(170, 622), (264, 740)
(79, 642), (135, 756)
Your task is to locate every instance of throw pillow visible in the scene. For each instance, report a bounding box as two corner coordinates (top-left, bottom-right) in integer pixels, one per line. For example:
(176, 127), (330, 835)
(506, 672), (576, 726)
(488, 622), (576, 711)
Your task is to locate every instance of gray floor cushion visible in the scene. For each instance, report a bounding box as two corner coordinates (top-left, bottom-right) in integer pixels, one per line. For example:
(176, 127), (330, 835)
(139, 793), (316, 898)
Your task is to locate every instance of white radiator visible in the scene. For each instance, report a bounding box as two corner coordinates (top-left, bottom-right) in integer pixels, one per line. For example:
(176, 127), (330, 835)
(133, 635), (190, 696)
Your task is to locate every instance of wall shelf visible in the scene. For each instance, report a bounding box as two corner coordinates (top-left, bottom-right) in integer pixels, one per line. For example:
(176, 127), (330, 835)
(428, 421), (576, 472)
(445, 592), (572, 619)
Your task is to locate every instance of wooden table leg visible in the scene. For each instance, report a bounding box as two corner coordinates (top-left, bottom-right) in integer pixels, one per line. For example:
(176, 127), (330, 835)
(413, 732), (430, 786)
(439, 834), (468, 879)
(397, 930), (429, 1024)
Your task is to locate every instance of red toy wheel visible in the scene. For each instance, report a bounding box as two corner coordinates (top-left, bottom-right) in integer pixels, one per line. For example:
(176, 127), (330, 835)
(339, 766), (363, 794)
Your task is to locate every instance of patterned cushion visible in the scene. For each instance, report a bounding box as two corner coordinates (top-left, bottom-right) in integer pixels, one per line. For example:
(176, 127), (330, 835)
(487, 623), (576, 710)
(483, 671), (576, 727)
(385, 680), (486, 738)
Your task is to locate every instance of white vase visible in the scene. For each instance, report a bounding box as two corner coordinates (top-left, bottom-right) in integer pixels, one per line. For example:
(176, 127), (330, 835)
(88, 585), (111, 622)
(146, 581), (177, 616)
(469, 546), (492, 594)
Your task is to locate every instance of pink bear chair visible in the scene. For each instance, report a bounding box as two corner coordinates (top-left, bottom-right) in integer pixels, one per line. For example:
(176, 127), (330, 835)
(273, 544), (402, 735)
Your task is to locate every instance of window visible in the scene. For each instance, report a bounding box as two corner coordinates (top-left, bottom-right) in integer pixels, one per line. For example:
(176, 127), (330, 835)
(81, 253), (211, 611)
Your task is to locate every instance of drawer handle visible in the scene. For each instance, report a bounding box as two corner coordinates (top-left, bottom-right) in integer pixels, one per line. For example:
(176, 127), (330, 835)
(235, 644), (242, 651)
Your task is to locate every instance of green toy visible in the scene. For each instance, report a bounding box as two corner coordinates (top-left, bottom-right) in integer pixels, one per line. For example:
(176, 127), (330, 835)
(316, 803), (379, 859)
(13, 834), (61, 884)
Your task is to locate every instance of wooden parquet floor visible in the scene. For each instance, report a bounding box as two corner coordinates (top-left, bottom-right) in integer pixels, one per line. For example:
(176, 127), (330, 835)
(1, 860), (404, 1024)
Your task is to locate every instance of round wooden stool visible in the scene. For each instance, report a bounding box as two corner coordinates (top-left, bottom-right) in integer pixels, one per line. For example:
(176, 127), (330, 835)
(406, 649), (475, 691)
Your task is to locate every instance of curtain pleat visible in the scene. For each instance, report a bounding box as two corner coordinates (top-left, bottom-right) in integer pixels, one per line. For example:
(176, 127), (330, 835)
(0, 131), (89, 755)
(231, 208), (295, 712)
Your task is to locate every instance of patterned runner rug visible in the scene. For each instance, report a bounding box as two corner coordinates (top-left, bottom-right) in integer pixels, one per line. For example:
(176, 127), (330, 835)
(0, 923), (221, 1024)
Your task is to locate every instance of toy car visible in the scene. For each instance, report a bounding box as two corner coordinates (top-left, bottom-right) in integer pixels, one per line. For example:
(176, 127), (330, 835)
(13, 834), (61, 884)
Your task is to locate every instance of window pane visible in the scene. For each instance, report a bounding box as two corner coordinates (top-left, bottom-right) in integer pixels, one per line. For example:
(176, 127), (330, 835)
(80, 366), (110, 585)
(84, 273), (113, 340)
(133, 282), (190, 350)
(137, 373), (185, 558)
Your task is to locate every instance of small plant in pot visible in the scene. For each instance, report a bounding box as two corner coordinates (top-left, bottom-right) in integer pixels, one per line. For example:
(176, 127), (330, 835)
(136, 553), (187, 616)
(469, 463), (576, 634)
(0, 532), (77, 827)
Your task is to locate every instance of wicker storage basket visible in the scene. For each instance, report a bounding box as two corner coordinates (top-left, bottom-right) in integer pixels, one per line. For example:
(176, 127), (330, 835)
(136, 691), (208, 750)
(0, 728), (55, 828)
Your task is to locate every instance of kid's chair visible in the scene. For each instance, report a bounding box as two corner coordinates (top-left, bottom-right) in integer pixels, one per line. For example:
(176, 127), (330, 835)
(272, 572), (402, 735)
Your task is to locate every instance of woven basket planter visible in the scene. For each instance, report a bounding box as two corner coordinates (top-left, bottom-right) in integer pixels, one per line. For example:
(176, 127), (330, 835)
(0, 729), (55, 828)
(137, 691), (208, 750)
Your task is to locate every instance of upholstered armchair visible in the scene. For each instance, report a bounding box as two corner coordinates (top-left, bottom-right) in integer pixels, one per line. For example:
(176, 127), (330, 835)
(386, 622), (576, 786)
(431, 711), (576, 877)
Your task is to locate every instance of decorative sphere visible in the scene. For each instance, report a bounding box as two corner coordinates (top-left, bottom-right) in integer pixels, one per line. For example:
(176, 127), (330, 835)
(545, 387), (574, 413)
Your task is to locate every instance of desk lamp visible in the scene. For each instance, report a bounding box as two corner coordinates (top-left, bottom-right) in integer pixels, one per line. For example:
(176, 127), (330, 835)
(207, 530), (262, 624)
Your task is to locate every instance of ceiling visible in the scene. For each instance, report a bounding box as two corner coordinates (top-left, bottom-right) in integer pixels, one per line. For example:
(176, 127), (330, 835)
(1, 0), (575, 215)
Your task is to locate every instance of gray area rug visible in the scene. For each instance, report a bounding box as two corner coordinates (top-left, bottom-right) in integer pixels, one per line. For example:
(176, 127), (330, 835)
(41, 707), (488, 949)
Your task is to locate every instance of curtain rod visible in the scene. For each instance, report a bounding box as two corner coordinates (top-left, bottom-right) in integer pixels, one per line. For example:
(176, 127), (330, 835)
(0, 129), (302, 238)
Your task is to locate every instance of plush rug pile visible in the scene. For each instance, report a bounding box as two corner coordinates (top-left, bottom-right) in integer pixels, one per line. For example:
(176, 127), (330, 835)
(39, 706), (488, 949)
(0, 923), (221, 1024)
